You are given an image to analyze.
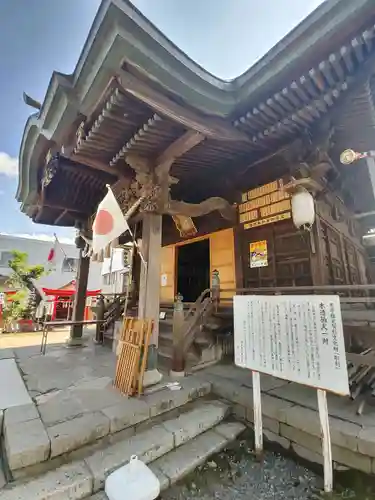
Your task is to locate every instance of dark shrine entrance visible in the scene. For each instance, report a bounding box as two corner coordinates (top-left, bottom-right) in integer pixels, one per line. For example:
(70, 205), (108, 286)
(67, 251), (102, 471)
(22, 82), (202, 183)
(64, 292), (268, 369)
(177, 239), (210, 302)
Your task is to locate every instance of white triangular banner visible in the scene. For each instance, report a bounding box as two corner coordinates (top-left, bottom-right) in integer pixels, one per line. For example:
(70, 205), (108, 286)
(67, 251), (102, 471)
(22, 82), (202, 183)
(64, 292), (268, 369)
(92, 187), (130, 254)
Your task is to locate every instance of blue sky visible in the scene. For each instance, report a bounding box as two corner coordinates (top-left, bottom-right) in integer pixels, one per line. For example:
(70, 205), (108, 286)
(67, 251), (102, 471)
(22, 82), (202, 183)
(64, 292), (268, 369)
(0, 0), (323, 243)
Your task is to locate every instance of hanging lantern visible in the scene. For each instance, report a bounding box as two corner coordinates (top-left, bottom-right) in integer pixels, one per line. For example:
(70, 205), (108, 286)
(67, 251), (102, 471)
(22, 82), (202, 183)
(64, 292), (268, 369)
(291, 188), (315, 231)
(340, 149), (363, 165)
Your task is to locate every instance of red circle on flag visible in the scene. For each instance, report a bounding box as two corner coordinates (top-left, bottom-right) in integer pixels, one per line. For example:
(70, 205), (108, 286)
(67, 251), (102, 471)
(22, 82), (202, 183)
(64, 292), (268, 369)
(94, 209), (114, 235)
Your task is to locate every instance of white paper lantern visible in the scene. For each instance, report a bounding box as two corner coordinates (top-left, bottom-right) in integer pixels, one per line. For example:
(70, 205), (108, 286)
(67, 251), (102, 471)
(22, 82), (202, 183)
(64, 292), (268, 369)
(291, 189), (315, 230)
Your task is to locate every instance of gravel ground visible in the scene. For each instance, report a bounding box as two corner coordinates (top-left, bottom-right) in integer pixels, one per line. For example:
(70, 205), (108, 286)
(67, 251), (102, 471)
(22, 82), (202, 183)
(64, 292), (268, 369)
(161, 431), (374, 500)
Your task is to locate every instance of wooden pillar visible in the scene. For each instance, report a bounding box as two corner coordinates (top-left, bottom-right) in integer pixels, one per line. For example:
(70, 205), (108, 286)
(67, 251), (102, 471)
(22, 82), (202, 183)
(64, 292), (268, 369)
(95, 295), (105, 343)
(233, 225), (244, 290)
(68, 250), (90, 345)
(138, 214), (162, 378)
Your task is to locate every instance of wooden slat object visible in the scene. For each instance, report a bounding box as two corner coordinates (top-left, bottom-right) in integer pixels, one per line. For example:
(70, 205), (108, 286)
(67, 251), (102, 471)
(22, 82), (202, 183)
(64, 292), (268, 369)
(136, 319), (153, 396)
(114, 317), (153, 396)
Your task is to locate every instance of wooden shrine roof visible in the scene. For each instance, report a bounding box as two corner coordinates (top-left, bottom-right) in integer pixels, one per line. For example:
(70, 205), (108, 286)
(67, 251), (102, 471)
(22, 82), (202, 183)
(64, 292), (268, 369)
(16, 0), (375, 226)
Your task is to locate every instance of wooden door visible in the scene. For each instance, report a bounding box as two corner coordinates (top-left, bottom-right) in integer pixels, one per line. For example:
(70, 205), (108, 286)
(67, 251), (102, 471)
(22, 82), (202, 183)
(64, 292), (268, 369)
(320, 222), (346, 285)
(210, 228), (236, 299)
(242, 220), (312, 288)
(160, 245), (175, 302)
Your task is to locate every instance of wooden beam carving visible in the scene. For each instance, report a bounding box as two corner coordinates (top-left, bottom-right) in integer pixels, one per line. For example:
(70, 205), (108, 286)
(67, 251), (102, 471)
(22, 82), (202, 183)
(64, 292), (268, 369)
(122, 141), (236, 223)
(117, 70), (250, 143)
(167, 198), (236, 221)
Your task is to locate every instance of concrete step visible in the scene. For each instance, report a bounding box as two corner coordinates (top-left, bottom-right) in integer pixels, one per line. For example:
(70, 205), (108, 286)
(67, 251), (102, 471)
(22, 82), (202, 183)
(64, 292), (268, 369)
(212, 310), (233, 319)
(1, 400), (236, 499)
(158, 343), (201, 365)
(149, 421), (245, 491)
(87, 421), (245, 499)
(159, 329), (173, 344)
(159, 318), (173, 328)
(3, 376), (212, 480)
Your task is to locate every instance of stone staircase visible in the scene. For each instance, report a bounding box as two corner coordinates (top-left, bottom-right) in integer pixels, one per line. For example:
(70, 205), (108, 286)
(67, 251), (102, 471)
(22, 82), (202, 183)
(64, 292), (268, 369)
(159, 302), (234, 372)
(0, 376), (245, 499)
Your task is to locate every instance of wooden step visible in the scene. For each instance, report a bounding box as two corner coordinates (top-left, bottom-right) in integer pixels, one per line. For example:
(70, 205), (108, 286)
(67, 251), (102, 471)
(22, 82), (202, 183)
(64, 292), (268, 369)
(212, 310), (233, 319)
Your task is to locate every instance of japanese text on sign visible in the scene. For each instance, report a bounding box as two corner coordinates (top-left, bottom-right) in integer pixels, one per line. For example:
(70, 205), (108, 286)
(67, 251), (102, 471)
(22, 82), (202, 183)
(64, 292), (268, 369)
(234, 295), (349, 395)
(239, 179), (291, 229)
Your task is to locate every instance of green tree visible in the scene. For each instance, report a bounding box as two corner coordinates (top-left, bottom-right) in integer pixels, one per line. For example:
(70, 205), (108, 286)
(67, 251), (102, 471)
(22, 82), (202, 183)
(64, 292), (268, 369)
(4, 251), (46, 322)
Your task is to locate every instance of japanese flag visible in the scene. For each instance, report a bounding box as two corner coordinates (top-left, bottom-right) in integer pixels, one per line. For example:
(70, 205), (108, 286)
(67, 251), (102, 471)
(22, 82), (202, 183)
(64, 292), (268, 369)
(47, 236), (58, 268)
(92, 187), (130, 254)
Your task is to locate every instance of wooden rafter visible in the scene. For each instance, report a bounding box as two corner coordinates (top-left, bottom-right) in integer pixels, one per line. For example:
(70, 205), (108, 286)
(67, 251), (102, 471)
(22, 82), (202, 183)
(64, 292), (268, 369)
(110, 114), (162, 166)
(117, 70), (250, 143)
(70, 154), (122, 177)
(156, 130), (205, 174)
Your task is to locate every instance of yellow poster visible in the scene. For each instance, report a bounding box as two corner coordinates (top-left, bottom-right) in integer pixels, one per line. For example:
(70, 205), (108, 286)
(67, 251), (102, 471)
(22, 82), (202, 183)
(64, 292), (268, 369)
(250, 240), (268, 268)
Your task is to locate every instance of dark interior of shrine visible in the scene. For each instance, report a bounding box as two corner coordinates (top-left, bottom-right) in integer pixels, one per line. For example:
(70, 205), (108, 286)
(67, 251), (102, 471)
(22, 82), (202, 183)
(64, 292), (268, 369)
(177, 239), (210, 302)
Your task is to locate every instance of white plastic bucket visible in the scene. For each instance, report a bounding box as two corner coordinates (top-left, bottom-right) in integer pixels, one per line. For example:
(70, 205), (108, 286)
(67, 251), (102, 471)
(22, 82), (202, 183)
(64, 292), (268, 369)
(105, 455), (161, 500)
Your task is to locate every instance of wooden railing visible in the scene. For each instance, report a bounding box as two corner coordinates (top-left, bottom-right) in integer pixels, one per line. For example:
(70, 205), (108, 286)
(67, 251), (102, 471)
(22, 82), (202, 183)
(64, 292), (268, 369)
(219, 284), (375, 296)
(95, 292), (133, 343)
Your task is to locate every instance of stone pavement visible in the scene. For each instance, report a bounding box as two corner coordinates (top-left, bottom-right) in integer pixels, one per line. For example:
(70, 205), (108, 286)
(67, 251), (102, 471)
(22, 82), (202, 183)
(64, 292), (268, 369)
(0, 333), (233, 482)
(0, 331), (250, 499)
(0, 336), (122, 476)
(1, 329), (375, 497)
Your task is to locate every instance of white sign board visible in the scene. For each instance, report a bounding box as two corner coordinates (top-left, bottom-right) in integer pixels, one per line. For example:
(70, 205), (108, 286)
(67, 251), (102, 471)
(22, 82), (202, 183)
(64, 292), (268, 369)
(161, 274), (168, 287)
(234, 295), (349, 396)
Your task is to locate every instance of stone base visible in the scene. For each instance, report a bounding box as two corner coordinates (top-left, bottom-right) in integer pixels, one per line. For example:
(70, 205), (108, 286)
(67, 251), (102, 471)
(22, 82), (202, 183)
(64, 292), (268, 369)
(143, 369), (163, 388)
(170, 370), (186, 379)
(201, 365), (375, 475)
(65, 337), (85, 348)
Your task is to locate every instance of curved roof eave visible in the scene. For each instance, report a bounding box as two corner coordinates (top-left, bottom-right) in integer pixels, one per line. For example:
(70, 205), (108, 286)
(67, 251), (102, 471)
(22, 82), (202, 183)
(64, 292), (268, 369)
(17, 0), (375, 213)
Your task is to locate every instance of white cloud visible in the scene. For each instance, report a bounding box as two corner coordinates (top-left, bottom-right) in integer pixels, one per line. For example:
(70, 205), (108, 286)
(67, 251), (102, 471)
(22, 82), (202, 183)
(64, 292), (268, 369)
(0, 152), (18, 177)
(0, 232), (75, 245)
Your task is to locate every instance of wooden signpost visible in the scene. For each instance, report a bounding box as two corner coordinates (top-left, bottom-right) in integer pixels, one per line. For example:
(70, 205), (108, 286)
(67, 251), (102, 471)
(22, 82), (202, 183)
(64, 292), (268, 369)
(234, 295), (349, 493)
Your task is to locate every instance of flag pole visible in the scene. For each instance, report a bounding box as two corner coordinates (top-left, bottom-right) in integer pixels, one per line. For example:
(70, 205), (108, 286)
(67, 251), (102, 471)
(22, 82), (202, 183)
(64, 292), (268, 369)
(93, 186), (147, 269)
(108, 246), (114, 293)
(53, 233), (75, 273)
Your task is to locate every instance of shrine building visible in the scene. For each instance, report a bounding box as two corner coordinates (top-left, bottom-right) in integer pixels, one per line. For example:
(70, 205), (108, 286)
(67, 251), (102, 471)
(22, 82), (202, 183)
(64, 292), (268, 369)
(16, 0), (375, 371)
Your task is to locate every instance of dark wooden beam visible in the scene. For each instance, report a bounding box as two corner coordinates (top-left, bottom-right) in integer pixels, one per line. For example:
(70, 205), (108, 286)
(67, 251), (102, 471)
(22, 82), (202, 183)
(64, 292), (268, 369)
(31, 201), (90, 217)
(117, 70), (251, 143)
(54, 209), (69, 225)
(69, 251), (90, 343)
(70, 153), (123, 177)
(156, 130), (204, 174)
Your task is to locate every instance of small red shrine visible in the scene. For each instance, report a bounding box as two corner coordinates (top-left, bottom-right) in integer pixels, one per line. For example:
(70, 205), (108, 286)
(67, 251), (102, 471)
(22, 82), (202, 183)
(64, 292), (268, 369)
(0, 282), (101, 323)
(41, 283), (100, 321)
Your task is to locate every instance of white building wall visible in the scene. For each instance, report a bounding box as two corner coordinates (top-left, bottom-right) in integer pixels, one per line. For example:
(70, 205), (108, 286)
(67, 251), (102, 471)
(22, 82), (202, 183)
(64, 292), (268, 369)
(101, 247), (130, 295)
(0, 234), (102, 291)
